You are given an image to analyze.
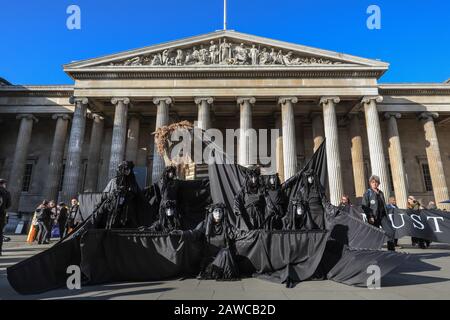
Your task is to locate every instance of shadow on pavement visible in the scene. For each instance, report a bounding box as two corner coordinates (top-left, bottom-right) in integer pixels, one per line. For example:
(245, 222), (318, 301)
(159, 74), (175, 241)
(10, 281), (174, 300)
(382, 252), (450, 287)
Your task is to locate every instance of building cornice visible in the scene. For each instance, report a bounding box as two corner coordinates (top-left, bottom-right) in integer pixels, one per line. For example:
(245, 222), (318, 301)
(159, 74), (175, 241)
(0, 85), (74, 97)
(65, 68), (386, 80)
(378, 83), (450, 96)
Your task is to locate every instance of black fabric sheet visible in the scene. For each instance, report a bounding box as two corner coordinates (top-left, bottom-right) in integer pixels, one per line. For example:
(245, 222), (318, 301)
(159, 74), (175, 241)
(80, 230), (204, 284)
(235, 230), (329, 286)
(330, 213), (387, 250)
(7, 234), (83, 295)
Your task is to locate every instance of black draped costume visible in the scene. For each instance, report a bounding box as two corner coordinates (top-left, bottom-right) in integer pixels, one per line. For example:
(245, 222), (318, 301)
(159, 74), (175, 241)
(282, 169), (326, 230)
(263, 174), (285, 230)
(233, 167), (266, 231)
(92, 161), (141, 229)
(150, 200), (183, 232)
(195, 203), (239, 280)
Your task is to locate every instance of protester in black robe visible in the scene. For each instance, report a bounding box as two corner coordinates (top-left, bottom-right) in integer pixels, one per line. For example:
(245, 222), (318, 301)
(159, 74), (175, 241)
(282, 169), (326, 230)
(150, 200), (182, 232)
(233, 166), (266, 231)
(92, 161), (141, 229)
(158, 166), (179, 201)
(143, 165), (180, 224)
(195, 203), (239, 280)
(263, 174), (284, 230)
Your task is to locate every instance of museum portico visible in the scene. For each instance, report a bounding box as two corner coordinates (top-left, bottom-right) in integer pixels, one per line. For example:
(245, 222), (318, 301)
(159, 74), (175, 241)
(1, 30), (450, 216)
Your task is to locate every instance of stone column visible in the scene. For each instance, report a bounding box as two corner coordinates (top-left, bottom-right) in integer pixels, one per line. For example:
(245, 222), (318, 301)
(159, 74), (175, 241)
(108, 98), (130, 179)
(349, 114), (366, 200)
(385, 113), (408, 209)
(362, 96), (390, 198)
(44, 114), (71, 202)
(61, 97), (88, 203)
(311, 113), (325, 152)
(8, 114), (38, 212)
(295, 118), (306, 169)
(195, 97), (213, 130)
(125, 114), (141, 164)
(320, 97), (344, 205)
(152, 97), (172, 183)
(237, 97), (255, 167)
(275, 114), (284, 182)
(279, 97), (298, 180)
(419, 112), (450, 210)
(84, 114), (105, 192)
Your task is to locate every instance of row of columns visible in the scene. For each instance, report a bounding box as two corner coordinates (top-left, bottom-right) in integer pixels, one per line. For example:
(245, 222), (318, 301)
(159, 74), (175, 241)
(6, 95), (450, 211)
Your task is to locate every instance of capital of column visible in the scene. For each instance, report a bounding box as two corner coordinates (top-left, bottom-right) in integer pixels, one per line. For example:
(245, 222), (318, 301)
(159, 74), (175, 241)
(361, 95), (383, 105)
(153, 97), (173, 106)
(237, 97), (256, 105)
(418, 112), (439, 122)
(194, 97), (214, 105)
(69, 97), (89, 105)
(16, 114), (38, 123)
(278, 96), (298, 105)
(319, 96), (340, 106)
(111, 97), (130, 105)
(384, 112), (402, 120)
(52, 114), (71, 121)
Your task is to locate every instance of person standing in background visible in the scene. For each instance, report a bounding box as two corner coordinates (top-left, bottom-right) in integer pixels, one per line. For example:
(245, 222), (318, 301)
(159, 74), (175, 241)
(0, 179), (11, 256)
(362, 175), (396, 251)
(408, 196), (428, 249)
(57, 202), (68, 239)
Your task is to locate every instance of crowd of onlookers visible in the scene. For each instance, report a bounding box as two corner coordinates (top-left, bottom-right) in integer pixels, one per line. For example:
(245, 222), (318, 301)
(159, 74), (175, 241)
(31, 198), (84, 244)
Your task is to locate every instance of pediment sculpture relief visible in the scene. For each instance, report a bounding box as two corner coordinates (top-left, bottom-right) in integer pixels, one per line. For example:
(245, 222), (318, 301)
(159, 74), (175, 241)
(105, 38), (342, 67)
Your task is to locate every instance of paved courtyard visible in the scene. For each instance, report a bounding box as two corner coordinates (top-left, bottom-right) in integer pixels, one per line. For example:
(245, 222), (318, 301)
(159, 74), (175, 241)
(1, 235), (450, 300)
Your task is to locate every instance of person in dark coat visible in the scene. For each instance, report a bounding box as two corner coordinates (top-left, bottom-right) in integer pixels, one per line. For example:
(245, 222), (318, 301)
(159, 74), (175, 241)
(263, 174), (285, 231)
(282, 169), (326, 230)
(338, 195), (352, 212)
(386, 197), (401, 248)
(233, 166), (266, 231)
(408, 195), (427, 249)
(150, 200), (182, 232)
(194, 203), (239, 280)
(57, 202), (68, 239)
(67, 198), (83, 229)
(0, 179), (11, 255)
(35, 200), (51, 244)
(361, 175), (395, 251)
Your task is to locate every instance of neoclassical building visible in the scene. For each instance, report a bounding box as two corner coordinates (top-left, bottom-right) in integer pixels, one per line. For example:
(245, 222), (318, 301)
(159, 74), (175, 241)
(1, 30), (450, 218)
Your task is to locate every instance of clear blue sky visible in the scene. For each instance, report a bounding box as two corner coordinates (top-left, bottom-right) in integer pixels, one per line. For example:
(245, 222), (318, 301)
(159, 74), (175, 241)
(1, 0), (449, 85)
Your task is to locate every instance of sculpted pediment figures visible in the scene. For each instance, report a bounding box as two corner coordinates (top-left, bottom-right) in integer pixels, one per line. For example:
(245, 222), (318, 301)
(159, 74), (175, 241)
(103, 38), (344, 67)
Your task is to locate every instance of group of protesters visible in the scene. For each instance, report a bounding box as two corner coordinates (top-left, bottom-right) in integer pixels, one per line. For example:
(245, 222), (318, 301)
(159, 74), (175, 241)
(338, 175), (438, 251)
(32, 198), (83, 244)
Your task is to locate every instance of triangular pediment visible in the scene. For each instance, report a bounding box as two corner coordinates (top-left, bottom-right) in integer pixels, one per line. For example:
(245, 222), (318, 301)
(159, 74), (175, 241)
(64, 30), (388, 71)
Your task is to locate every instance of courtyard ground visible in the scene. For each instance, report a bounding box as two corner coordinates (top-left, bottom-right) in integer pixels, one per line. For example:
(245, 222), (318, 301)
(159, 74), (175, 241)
(1, 235), (450, 300)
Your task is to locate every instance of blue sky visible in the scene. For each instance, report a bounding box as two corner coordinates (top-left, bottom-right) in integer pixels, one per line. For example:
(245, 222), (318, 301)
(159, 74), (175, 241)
(1, 0), (449, 85)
